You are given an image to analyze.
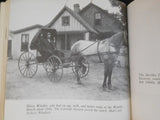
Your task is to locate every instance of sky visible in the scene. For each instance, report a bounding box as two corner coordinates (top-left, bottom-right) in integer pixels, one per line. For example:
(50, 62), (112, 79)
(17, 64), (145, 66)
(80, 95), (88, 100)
(9, 0), (122, 31)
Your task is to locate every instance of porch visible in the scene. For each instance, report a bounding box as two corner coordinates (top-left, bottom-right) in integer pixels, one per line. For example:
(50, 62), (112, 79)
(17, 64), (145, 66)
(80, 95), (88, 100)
(56, 31), (90, 57)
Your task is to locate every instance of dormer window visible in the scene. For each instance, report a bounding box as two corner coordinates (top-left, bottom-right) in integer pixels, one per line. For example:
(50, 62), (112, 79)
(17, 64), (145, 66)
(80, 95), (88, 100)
(95, 13), (102, 25)
(62, 16), (70, 26)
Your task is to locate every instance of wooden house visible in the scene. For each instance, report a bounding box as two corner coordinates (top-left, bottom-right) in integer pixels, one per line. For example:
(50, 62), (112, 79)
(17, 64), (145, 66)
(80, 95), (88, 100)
(10, 24), (43, 59)
(46, 5), (98, 51)
(10, 3), (123, 59)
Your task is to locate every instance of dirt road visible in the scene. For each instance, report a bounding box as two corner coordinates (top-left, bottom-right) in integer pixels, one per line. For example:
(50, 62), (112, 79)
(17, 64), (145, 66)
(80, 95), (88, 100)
(6, 60), (129, 101)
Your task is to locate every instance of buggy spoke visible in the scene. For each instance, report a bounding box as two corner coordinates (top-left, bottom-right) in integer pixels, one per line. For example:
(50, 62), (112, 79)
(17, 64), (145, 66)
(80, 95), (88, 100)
(18, 52), (38, 78)
(27, 67), (31, 78)
(53, 70), (56, 81)
(20, 66), (26, 74)
(23, 67), (27, 76)
(26, 68), (29, 77)
(26, 68), (30, 77)
(27, 67), (32, 78)
(29, 66), (34, 75)
(19, 65), (26, 72)
(46, 55), (63, 82)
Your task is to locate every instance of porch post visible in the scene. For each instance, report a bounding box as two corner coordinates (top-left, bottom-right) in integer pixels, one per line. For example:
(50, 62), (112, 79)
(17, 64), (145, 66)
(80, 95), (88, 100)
(65, 33), (67, 50)
(84, 32), (89, 40)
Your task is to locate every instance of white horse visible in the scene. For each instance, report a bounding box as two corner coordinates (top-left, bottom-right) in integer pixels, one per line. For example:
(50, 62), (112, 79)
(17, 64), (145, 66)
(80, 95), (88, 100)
(71, 32), (124, 89)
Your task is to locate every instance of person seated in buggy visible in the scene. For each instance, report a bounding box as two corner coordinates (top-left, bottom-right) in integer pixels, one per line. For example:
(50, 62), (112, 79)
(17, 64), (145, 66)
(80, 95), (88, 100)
(30, 28), (64, 62)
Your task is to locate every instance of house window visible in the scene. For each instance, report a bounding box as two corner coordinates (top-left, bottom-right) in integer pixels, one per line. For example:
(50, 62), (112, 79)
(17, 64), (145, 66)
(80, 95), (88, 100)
(21, 34), (29, 52)
(94, 13), (102, 25)
(62, 16), (70, 26)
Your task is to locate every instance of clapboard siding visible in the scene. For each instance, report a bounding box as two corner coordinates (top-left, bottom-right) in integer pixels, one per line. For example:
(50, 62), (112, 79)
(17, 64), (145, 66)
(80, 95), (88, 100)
(50, 11), (87, 32)
(12, 28), (40, 59)
(80, 5), (122, 33)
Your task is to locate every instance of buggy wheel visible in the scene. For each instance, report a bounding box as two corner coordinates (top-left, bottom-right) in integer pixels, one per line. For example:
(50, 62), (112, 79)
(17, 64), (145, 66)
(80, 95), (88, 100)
(72, 56), (89, 78)
(45, 55), (63, 82)
(18, 52), (38, 78)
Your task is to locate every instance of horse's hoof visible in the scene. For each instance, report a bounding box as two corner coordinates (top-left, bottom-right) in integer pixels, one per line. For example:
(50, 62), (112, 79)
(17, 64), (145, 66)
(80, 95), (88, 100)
(102, 84), (107, 91)
(77, 81), (82, 85)
(102, 84), (107, 88)
(108, 85), (112, 90)
(102, 87), (107, 91)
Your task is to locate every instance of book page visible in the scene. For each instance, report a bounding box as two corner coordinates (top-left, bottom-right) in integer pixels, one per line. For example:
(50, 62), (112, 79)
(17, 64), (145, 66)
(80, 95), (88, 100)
(0, 1), (10, 120)
(128, 0), (160, 120)
(4, 0), (130, 120)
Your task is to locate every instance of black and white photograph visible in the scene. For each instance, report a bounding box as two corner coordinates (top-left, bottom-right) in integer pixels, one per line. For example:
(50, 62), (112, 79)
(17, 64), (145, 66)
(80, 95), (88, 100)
(6, 0), (129, 100)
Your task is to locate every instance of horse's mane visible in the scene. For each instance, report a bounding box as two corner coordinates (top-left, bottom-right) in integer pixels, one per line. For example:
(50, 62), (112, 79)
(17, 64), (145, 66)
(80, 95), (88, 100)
(102, 32), (124, 47)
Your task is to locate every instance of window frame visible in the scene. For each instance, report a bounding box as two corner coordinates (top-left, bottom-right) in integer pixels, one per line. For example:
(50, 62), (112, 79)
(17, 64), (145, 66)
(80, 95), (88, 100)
(21, 34), (29, 52)
(62, 16), (70, 26)
(94, 12), (102, 25)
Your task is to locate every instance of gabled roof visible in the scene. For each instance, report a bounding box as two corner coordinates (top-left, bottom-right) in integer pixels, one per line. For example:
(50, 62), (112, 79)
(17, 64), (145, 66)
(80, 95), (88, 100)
(11, 3), (118, 35)
(80, 2), (122, 33)
(12, 24), (43, 34)
(46, 6), (98, 34)
(80, 2), (110, 15)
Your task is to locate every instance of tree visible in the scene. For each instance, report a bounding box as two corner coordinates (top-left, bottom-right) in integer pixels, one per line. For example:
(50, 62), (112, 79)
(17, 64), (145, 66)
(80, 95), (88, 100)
(109, 0), (128, 45)
(110, 0), (127, 27)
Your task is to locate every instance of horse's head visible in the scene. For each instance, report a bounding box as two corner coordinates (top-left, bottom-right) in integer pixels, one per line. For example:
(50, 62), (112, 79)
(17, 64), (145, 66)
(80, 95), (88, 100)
(111, 31), (124, 47)
(102, 31), (125, 52)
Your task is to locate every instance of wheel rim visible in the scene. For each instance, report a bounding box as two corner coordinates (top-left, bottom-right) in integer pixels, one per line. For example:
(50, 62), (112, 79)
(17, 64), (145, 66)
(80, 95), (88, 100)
(45, 55), (63, 82)
(18, 52), (38, 78)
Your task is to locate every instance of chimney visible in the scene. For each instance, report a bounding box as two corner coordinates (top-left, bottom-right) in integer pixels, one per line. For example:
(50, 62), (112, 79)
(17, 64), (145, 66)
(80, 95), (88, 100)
(74, 4), (80, 13)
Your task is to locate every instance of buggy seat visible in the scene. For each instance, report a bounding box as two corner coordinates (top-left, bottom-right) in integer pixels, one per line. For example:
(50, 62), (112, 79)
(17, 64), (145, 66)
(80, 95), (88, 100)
(30, 28), (57, 62)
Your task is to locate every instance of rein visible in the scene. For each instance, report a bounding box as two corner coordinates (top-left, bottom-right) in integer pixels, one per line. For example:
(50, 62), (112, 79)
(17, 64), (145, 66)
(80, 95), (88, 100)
(75, 39), (113, 63)
(75, 39), (106, 63)
(77, 40), (99, 55)
(73, 32), (125, 64)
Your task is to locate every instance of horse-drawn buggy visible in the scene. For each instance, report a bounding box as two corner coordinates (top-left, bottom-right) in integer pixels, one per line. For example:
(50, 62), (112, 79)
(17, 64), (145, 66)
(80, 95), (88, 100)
(18, 28), (89, 82)
(18, 27), (125, 89)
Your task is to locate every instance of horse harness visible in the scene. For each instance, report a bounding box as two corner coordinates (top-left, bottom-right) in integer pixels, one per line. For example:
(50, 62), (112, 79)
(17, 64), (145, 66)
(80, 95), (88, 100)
(97, 40), (119, 63)
(76, 39), (120, 63)
(97, 41), (102, 62)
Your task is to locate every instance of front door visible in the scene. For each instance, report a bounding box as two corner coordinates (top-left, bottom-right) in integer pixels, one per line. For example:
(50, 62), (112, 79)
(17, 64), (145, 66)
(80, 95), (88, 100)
(8, 40), (12, 58)
(60, 35), (65, 50)
(66, 35), (70, 50)
(60, 34), (71, 50)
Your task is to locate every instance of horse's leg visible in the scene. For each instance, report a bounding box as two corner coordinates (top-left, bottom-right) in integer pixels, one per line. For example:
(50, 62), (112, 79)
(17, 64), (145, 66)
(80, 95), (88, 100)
(107, 66), (113, 90)
(103, 62), (108, 88)
(75, 61), (81, 84)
